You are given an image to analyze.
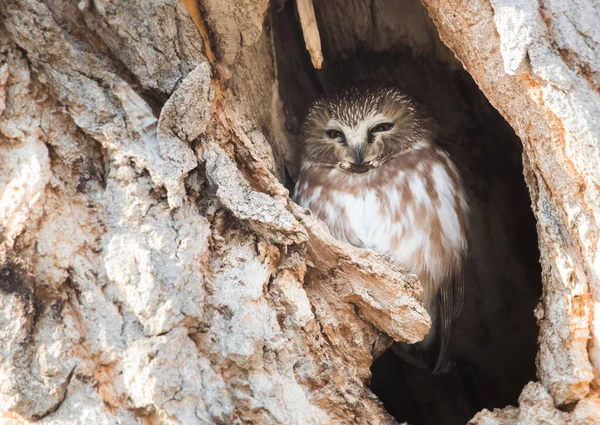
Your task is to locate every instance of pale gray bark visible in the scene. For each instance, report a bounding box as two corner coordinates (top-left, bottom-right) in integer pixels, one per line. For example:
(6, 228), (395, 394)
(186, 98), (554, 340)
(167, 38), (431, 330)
(0, 0), (598, 424)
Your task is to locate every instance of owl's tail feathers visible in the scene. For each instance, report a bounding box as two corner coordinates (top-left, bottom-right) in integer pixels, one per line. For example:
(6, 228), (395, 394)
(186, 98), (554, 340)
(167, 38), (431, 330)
(389, 273), (464, 374)
(430, 329), (454, 375)
(431, 273), (464, 374)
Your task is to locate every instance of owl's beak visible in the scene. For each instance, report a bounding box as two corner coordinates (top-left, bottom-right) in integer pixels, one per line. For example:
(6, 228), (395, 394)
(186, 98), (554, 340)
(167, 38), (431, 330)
(353, 147), (364, 165)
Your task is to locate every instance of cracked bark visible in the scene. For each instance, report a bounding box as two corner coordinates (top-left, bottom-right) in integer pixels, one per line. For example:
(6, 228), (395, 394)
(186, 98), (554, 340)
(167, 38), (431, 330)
(0, 0), (598, 424)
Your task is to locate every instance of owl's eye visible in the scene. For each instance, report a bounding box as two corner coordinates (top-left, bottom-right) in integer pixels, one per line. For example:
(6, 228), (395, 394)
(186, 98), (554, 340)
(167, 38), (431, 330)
(371, 123), (394, 133)
(326, 129), (344, 141)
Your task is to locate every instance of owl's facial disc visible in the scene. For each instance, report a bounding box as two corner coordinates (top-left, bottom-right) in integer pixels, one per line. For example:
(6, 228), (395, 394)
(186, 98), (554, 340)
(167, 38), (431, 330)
(325, 115), (393, 169)
(302, 87), (427, 172)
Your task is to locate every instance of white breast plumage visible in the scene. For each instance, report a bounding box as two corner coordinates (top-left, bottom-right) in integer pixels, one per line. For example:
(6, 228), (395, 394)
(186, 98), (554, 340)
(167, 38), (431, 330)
(294, 144), (469, 322)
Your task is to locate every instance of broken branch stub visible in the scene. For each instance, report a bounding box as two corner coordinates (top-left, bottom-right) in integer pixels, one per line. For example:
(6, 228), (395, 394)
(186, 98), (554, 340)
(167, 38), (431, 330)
(296, 0), (324, 69)
(293, 204), (430, 344)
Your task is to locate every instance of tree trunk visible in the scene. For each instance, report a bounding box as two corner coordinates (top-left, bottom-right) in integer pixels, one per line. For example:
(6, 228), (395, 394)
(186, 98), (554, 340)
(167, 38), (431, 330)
(0, 1), (598, 425)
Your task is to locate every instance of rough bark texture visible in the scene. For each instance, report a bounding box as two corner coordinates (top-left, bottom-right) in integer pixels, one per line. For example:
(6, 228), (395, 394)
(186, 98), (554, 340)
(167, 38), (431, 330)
(0, 1), (598, 425)
(0, 0), (425, 424)
(420, 0), (600, 417)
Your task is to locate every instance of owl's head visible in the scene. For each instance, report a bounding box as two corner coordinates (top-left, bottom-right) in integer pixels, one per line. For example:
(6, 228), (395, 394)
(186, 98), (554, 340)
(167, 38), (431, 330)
(301, 86), (431, 171)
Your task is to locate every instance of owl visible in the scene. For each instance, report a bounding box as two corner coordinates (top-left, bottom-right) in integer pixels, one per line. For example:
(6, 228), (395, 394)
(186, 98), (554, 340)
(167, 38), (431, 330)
(294, 86), (469, 374)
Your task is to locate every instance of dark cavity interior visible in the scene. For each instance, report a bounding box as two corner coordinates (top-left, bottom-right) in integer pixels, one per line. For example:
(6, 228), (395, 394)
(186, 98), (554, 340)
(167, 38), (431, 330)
(270, 1), (542, 424)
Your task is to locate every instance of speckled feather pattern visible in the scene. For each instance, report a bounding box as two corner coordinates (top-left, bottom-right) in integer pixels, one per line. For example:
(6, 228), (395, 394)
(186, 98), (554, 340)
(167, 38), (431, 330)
(294, 86), (469, 370)
(295, 144), (468, 311)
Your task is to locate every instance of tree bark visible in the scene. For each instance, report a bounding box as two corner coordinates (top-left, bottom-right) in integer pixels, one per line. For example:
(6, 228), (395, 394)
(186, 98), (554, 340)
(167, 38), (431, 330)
(419, 0), (600, 422)
(0, 1), (598, 425)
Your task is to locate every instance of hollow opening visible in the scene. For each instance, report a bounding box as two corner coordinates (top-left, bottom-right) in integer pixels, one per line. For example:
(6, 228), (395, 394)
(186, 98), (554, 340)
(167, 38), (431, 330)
(270, 1), (542, 424)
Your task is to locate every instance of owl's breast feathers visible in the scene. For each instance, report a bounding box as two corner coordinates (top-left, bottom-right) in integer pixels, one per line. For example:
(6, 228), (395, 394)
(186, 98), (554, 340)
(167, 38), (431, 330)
(294, 142), (469, 313)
